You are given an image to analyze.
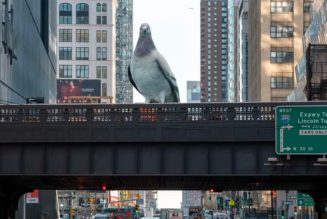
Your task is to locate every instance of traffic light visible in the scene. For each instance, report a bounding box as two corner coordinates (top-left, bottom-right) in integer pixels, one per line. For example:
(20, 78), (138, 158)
(209, 188), (215, 193)
(294, 206), (298, 216)
(281, 210), (285, 219)
(102, 184), (107, 191)
(272, 190), (277, 198)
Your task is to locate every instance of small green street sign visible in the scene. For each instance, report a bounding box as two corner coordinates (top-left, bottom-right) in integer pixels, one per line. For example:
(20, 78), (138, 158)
(275, 105), (327, 154)
(297, 193), (314, 206)
(283, 201), (293, 206)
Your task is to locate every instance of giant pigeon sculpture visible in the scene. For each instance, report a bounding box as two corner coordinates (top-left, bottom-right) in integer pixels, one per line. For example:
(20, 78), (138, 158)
(128, 23), (180, 103)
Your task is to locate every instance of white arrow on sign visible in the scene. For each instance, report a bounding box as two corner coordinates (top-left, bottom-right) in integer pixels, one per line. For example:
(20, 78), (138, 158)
(280, 125), (293, 153)
(283, 147), (291, 151)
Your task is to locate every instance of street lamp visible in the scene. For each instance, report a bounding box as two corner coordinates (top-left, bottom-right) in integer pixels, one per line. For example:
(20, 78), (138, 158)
(264, 157), (284, 166)
(25, 96), (44, 104)
(313, 155), (327, 166)
(59, 203), (64, 218)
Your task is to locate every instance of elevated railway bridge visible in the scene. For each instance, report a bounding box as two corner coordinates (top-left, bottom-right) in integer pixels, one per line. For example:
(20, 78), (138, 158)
(0, 102), (327, 218)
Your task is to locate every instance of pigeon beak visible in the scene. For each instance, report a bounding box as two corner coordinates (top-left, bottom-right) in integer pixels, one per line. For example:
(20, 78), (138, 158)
(141, 26), (147, 33)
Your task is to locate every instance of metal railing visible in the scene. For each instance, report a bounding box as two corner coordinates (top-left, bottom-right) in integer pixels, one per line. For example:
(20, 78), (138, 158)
(0, 102), (324, 124)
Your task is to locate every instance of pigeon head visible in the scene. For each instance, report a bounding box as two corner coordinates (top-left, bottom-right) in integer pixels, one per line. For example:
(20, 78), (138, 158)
(135, 23), (156, 57)
(139, 23), (152, 37)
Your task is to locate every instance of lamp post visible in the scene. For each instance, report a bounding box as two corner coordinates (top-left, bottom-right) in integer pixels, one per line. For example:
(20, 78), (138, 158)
(248, 191), (251, 218)
(59, 203), (64, 218)
(25, 96), (44, 104)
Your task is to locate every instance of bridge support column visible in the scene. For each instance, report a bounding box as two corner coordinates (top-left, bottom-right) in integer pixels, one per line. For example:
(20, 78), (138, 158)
(315, 199), (327, 219)
(308, 191), (327, 219)
(0, 189), (23, 219)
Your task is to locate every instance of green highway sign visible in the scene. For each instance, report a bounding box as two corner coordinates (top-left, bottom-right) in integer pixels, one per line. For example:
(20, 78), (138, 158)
(276, 105), (327, 154)
(297, 193), (314, 206)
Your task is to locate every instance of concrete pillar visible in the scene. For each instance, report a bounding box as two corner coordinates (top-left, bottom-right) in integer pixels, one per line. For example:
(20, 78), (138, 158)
(306, 191), (327, 219)
(0, 188), (23, 219)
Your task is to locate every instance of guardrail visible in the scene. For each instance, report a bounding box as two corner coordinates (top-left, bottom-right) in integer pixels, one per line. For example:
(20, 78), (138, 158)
(0, 102), (325, 124)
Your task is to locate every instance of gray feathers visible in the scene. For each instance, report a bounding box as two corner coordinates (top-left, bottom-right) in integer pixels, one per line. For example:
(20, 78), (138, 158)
(128, 23), (180, 103)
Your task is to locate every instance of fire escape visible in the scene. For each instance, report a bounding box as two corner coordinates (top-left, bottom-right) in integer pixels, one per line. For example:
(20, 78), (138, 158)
(306, 44), (327, 100)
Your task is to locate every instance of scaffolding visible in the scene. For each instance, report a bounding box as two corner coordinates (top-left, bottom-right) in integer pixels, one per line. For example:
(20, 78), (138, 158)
(305, 44), (327, 100)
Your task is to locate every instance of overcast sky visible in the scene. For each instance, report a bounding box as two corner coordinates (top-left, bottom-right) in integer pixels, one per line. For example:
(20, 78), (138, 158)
(133, 0), (200, 103)
(157, 191), (183, 209)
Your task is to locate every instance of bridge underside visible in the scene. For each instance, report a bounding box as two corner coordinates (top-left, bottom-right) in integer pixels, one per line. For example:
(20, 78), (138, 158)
(2, 175), (327, 192)
(0, 142), (326, 191)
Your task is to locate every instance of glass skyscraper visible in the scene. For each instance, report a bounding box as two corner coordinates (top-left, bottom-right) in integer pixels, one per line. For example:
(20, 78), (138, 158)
(116, 0), (133, 103)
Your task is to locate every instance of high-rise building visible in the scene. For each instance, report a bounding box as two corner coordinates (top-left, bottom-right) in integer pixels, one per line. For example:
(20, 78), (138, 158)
(115, 0), (133, 103)
(227, 0), (238, 102)
(182, 191), (202, 208)
(237, 0), (249, 102)
(187, 81), (201, 103)
(56, 0), (117, 103)
(200, 0), (229, 102)
(248, 0), (314, 101)
(0, 0), (57, 104)
(1, 1), (58, 217)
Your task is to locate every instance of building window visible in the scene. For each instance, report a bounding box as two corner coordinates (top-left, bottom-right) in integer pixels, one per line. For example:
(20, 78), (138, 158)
(97, 16), (107, 24)
(59, 65), (72, 78)
(97, 47), (107, 60)
(271, 1), (293, 13)
(102, 16), (107, 25)
(59, 3), (72, 24)
(96, 66), (107, 79)
(102, 47), (107, 60)
(102, 66), (107, 78)
(76, 65), (89, 78)
(76, 3), (89, 24)
(59, 47), (72, 60)
(271, 73), (294, 89)
(76, 29), (89, 42)
(102, 83), (107, 96)
(303, 1), (313, 12)
(102, 3), (107, 12)
(76, 47), (89, 60)
(96, 3), (101, 12)
(59, 29), (72, 42)
(303, 21), (311, 34)
(270, 48), (293, 63)
(97, 16), (101, 24)
(270, 23), (293, 38)
(97, 47), (101, 60)
(96, 66), (102, 78)
(102, 30), (107, 42)
(96, 30), (101, 42)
